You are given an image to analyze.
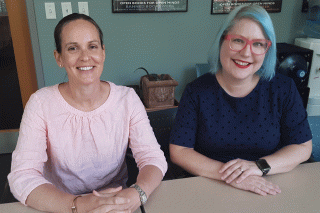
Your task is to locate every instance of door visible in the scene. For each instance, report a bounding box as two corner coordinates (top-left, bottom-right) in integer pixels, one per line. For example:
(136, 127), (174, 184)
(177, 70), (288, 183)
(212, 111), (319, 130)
(0, 0), (38, 131)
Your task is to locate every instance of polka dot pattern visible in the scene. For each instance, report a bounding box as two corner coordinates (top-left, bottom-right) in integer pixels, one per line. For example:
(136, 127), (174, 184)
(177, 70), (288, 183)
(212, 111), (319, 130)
(169, 73), (312, 163)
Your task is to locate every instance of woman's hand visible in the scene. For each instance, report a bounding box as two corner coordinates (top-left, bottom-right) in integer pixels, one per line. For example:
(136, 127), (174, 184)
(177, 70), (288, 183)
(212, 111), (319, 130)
(92, 186), (140, 213)
(113, 187), (141, 213)
(78, 187), (131, 213)
(219, 159), (263, 184)
(228, 175), (281, 196)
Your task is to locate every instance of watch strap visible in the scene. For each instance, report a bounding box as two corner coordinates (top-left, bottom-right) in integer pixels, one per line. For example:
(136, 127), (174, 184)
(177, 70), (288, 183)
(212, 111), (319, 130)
(130, 184), (148, 205)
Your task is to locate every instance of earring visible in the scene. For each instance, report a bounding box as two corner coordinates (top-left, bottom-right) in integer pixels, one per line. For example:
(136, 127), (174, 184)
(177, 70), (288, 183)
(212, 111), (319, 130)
(60, 64), (62, 67)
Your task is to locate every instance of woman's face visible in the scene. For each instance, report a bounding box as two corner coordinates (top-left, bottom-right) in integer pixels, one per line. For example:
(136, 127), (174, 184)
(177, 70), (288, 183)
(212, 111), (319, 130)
(219, 18), (266, 81)
(54, 19), (105, 86)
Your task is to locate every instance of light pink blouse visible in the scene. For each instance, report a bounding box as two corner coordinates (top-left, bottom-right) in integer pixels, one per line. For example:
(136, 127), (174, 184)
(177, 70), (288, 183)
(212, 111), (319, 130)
(8, 82), (167, 204)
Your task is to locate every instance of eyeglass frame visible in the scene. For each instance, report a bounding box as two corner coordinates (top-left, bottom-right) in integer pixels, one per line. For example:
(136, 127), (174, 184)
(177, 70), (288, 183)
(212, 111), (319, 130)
(224, 34), (272, 55)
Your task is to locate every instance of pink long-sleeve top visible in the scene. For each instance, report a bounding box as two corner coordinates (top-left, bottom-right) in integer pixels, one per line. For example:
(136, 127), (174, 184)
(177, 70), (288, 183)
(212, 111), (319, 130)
(8, 82), (167, 204)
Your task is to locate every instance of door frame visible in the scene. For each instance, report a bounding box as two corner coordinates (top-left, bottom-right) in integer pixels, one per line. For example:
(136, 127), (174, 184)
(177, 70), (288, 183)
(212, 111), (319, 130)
(6, 0), (38, 108)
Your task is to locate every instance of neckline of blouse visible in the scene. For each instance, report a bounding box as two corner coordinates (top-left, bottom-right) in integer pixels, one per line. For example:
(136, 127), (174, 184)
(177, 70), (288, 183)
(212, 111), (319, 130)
(54, 81), (115, 116)
(213, 75), (262, 101)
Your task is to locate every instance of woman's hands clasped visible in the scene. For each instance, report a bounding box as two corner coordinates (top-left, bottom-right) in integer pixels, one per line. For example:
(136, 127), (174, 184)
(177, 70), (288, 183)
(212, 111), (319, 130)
(219, 159), (281, 196)
(87, 186), (141, 213)
(76, 186), (133, 213)
(219, 159), (263, 184)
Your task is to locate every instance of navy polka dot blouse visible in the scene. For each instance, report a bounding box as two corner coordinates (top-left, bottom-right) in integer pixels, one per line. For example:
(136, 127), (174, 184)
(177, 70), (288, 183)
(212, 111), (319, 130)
(169, 73), (312, 163)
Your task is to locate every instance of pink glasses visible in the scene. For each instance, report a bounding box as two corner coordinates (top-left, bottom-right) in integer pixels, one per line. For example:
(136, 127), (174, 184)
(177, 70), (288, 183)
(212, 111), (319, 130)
(225, 34), (272, 55)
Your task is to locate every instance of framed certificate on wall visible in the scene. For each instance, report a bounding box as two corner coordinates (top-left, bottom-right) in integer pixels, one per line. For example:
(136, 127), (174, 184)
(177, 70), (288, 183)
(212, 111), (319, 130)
(211, 0), (282, 14)
(112, 0), (188, 13)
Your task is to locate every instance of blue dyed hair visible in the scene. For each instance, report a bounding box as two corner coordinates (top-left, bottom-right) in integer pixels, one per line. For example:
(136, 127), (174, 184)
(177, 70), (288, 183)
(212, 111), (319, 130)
(208, 4), (277, 80)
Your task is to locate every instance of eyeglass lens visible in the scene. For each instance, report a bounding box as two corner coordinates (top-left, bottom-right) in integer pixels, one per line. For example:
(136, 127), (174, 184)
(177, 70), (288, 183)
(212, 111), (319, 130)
(229, 37), (269, 54)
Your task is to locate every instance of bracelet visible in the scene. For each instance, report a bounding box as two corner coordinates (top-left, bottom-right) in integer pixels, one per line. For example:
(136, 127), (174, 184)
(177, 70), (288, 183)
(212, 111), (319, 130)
(71, 195), (82, 213)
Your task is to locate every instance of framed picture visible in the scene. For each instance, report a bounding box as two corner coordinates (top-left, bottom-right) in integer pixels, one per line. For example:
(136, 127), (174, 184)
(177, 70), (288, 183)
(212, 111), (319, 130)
(302, 0), (308, 13)
(211, 0), (282, 14)
(112, 0), (188, 13)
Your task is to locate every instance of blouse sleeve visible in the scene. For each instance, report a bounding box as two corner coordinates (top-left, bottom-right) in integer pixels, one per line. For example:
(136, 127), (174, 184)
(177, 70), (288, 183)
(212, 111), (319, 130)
(128, 90), (168, 176)
(169, 84), (198, 148)
(8, 93), (52, 205)
(279, 79), (312, 146)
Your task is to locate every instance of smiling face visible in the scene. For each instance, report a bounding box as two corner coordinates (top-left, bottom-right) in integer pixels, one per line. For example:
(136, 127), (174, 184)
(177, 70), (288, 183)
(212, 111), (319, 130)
(54, 19), (105, 86)
(219, 18), (266, 82)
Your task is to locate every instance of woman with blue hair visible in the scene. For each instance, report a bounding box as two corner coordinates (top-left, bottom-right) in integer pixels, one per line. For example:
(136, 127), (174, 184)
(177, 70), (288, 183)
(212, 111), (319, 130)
(170, 4), (312, 196)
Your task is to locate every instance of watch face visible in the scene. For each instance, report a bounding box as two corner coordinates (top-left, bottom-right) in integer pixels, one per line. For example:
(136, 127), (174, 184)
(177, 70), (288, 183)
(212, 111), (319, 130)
(258, 159), (270, 169)
(141, 194), (147, 204)
(256, 159), (271, 175)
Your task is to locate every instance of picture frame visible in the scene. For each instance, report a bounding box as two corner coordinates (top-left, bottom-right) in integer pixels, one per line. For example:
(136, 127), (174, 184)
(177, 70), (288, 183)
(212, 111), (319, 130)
(112, 0), (188, 13)
(211, 0), (282, 14)
(302, 0), (309, 13)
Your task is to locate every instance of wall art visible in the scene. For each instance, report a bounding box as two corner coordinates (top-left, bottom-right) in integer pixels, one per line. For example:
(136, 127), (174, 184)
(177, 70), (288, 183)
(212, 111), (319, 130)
(211, 0), (282, 14)
(113, 0), (188, 13)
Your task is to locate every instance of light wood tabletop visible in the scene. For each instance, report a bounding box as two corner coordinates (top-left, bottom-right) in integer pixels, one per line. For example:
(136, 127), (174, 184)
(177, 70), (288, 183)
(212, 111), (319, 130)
(1, 162), (320, 213)
(135, 162), (320, 213)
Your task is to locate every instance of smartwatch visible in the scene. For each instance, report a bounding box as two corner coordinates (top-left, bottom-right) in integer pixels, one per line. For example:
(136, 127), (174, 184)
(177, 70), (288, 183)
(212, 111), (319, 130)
(130, 184), (148, 205)
(255, 159), (271, 176)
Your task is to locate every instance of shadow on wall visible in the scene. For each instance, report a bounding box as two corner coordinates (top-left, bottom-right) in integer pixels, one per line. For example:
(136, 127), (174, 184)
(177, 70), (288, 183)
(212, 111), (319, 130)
(176, 66), (198, 99)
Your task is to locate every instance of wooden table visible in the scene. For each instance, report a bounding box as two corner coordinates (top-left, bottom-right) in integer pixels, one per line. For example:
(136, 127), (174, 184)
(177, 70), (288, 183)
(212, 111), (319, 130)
(1, 162), (320, 213)
(135, 162), (320, 213)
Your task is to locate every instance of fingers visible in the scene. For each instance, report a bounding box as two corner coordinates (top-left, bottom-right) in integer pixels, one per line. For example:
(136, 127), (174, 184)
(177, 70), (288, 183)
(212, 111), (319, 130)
(103, 197), (131, 205)
(220, 159), (248, 183)
(93, 186), (123, 198)
(235, 170), (251, 183)
(250, 185), (267, 196)
(221, 166), (242, 181)
(219, 159), (238, 173)
(95, 186), (123, 195)
(88, 196), (132, 213)
(251, 185), (278, 196)
(220, 159), (264, 184)
(93, 190), (120, 198)
(248, 178), (281, 196)
(264, 181), (281, 194)
(93, 190), (101, 197)
(92, 191), (131, 205)
(230, 175), (281, 196)
(224, 168), (243, 183)
(257, 183), (274, 196)
(257, 180), (281, 195)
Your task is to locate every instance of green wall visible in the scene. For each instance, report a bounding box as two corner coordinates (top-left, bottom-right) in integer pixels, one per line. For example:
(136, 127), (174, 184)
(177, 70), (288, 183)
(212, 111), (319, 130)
(31, 0), (307, 99)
